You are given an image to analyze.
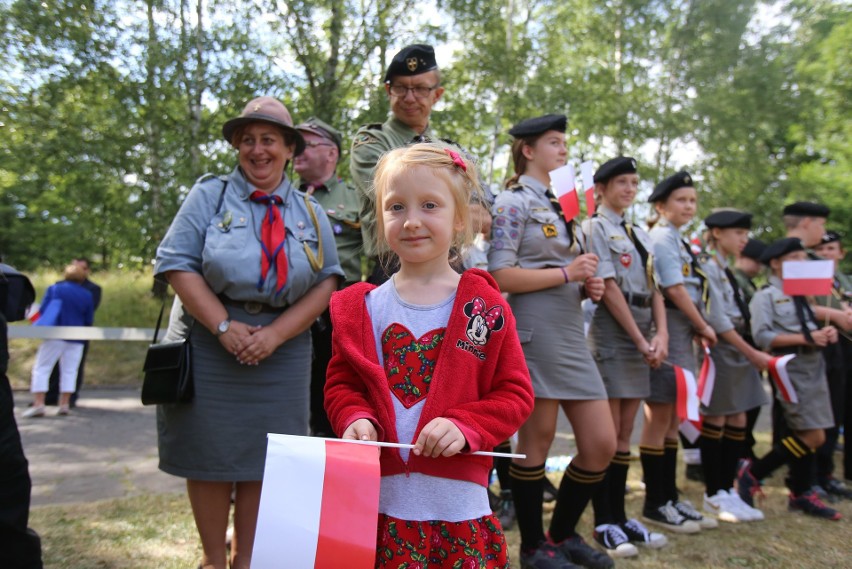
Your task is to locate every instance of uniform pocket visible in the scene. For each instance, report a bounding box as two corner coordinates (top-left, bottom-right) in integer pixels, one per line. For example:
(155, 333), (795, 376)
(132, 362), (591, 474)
(529, 209), (559, 225)
(592, 345), (617, 362)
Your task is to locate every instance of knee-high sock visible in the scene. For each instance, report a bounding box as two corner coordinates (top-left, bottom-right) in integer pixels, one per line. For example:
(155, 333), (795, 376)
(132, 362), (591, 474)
(699, 423), (724, 496)
(591, 464), (613, 526)
(608, 451), (631, 524)
(494, 440), (513, 494)
(549, 462), (606, 542)
(663, 438), (679, 502)
(789, 443), (817, 495)
(510, 462), (546, 551)
(720, 425), (746, 491)
(640, 445), (665, 510)
(751, 434), (811, 484)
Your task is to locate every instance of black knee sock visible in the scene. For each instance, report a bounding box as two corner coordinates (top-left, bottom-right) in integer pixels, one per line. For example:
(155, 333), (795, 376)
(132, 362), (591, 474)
(640, 445), (665, 510)
(790, 446), (817, 495)
(494, 440), (513, 494)
(609, 451), (631, 524)
(720, 425), (746, 491)
(549, 462), (606, 543)
(510, 462), (546, 551)
(699, 423), (724, 496)
(592, 465), (612, 526)
(663, 438), (679, 502)
(751, 434), (810, 481)
(815, 427), (838, 484)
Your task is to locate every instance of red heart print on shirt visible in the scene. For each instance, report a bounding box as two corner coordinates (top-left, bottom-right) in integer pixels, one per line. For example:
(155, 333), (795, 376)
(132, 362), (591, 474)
(381, 323), (446, 408)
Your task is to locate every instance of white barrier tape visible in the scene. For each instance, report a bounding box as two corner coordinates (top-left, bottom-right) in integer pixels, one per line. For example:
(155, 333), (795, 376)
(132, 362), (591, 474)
(8, 326), (156, 341)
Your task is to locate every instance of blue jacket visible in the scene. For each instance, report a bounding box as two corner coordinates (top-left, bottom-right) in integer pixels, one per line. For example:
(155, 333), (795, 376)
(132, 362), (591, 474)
(36, 281), (94, 342)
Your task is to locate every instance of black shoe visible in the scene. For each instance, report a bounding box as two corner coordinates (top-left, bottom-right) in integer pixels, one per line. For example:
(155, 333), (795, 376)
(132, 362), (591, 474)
(788, 491), (842, 520)
(819, 477), (852, 500)
(543, 476), (558, 503)
(552, 535), (614, 569)
(641, 501), (701, 534)
(497, 490), (516, 530)
(685, 463), (704, 482)
(520, 541), (578, 569)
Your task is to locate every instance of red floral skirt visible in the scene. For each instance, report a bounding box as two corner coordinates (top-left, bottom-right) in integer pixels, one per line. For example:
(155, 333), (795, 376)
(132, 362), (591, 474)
(375, 512), (509, 568)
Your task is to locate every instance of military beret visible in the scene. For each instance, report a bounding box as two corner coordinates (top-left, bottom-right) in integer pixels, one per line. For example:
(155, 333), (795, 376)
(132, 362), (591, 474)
(819, 230), (842, 246)
(593, 156), (638, 184)
(741, 238), (767, 261)
(384, 44), (438, 83)
(760, 237), (804, 265)
(704, 210), (753, 229)
(782, 201), (830, 218)
(295, 117), (343, 153)
(508, 114), (567, 138)
(648, 171), (694, 203)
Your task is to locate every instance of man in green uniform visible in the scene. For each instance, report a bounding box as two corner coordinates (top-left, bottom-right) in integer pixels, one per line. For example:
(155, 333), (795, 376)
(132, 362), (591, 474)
(294, 117), (363, 436)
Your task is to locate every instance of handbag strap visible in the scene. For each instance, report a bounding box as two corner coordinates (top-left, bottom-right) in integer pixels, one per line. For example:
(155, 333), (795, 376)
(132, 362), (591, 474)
(152, 298), (166, 345)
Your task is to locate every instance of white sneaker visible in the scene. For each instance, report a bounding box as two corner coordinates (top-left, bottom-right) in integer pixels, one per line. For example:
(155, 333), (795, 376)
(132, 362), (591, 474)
(593, 524), (639, 558)
(704, 490), (744, 523)
(726, 488), (764, 521)
(22, 405), (46, 418)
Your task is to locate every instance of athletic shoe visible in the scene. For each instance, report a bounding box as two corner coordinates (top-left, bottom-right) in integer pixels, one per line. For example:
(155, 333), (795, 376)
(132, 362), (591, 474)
(641, 501), (701, 534)
(725, 489), (764, 521)
(497, 490), (516, 530)
(819, 477), (852, 500)
(703, 490), (744, 523)
(543, 476), (558, 503)
(22, 405), (46, 418)
(811, 483), (838, 503)
(788, 490), (842, 521)
(592, 524), (638, 559)
(552, 534), (614, 569)
(736, 459), (764, 507)
(619, 518), (667, 548)
(520, 541), (579, 569)
(57, 405), (70, 416)
(674, 499), (717, 529)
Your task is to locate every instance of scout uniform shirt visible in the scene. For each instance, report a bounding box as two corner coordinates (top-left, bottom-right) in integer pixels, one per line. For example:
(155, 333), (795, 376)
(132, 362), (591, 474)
(749, 275), (820, 349)
(300, 175), (363, 286)
(350, 116), (433, 257)
(701, 251), (744, 335)
(649, 218), (705, 306)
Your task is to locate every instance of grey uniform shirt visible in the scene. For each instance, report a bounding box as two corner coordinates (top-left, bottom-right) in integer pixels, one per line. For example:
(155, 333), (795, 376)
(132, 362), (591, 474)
(649, 219), (702, 304)
(488, 175), (581, 271)
(583, 204), (655, 295)
(155, 167), (344, 306)
(749, 275), (819, 351)
(701, 252), (739, 334)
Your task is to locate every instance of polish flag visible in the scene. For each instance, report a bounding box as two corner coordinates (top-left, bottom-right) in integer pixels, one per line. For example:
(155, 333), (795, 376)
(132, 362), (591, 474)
(768, 354), (799, 404)
(674, 365), (700, 421)
(549, 164), (581, 222)
(697, 345), (716, 407)
(679, 419), (703, 444)
(253, 434), (381, 569)
(579, 160), (595, 216)
(782, 260), (834, 296)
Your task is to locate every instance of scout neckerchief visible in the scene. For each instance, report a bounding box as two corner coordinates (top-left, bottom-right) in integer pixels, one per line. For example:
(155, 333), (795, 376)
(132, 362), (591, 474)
(793, 296), (818, 344)
(250, 191), (288, 293)
(722, 260), (751, 328)
(621, 219), (655, 291)
(681, 238), (710, 310)
(544, 187), (577, 250)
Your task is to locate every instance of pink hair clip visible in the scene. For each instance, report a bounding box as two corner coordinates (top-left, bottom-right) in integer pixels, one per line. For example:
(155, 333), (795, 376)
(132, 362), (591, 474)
(444, 148), (467, 172)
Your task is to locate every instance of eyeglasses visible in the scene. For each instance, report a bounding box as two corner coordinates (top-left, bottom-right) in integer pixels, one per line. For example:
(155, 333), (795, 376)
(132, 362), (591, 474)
(388, 84), (439, 99)
(304, 141), (335, 149)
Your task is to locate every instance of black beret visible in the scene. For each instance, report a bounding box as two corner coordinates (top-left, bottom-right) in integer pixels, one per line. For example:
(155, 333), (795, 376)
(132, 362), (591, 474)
(384, 44), (438, 83)
(782, 201), (830, 218)
(741, 238), (767, 261)
(508, 114), (567, 138)
(594, 156), (638, 184)
(759, 237), (804, 265)
(648, 171), (694, 203)
(819, 230), (842, 245)
(704, 210), (753, 229)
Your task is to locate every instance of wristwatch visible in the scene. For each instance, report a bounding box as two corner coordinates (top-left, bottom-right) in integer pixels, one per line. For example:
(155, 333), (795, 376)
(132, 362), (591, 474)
(215, 319), (231, 337)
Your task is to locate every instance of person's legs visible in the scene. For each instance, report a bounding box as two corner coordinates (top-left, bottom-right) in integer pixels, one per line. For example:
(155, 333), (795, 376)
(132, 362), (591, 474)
(186, 480), (232, 569)
(28, 340), (65, 411)
(231, 481), (262, 569)
(70, 341), (90, 406)
(57, 343), (84, 412)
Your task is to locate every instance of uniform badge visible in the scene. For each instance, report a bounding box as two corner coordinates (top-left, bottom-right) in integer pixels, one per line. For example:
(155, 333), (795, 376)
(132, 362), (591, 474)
(333, 223), (342, 235)
(620, 253), (632, 268)
(682, 262), (690, 276)
(407, 57), (418, 72)
(297, 221), (306, 229)
(542, 224), (558, 238)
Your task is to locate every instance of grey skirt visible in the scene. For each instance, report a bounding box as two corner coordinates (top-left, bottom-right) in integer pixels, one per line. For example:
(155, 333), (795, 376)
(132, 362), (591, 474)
(776, 351), (834, 431)
(588, 303), (653, 399)
(648, 308), (696, 404)
(157, 305), (311, 481)
(700, 338), (768, 416)
(510, 283), (606, 400)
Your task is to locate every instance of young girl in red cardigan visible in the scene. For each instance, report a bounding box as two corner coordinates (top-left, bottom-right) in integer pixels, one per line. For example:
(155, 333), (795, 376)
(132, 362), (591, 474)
(324, 142), (534, 568)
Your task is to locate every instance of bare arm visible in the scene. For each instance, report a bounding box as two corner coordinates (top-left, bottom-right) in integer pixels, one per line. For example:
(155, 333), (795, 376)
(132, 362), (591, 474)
(492, 253), (598, 294)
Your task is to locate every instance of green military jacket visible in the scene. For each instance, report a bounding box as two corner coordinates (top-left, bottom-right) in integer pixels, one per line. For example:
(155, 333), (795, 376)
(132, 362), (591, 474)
(300, 175), (363, 286)
(349, 116), (433, 257)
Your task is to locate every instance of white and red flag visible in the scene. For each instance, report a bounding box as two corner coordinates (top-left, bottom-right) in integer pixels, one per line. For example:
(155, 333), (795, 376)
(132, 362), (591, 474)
(252, 434), (381, 569)
(782, 260), (834, 296)
(768, 354), (799, 404)
(674, 365), (700, 421)
(579, 160), (596, 216)
(549, 164), (581, 222)
(697, 344), (716, 407)
(679, 418), (703, 444)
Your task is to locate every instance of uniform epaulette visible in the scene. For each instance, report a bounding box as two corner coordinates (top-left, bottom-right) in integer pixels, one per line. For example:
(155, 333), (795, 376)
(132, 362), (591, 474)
(759, 283), (771, 290)
(508, 183), (524, 192)
(698, 253), (711, 264)
(365, 123), (383, 130)
(194, 173), (225, 186)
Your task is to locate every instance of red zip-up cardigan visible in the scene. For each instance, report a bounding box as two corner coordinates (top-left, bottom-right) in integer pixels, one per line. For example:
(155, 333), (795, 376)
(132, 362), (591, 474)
(324, 268), (534, 487)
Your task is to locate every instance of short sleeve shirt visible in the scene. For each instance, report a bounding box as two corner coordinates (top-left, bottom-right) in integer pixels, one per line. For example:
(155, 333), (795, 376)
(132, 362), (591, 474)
(583, 204), (654, 295)
(649, 219), (703, 304)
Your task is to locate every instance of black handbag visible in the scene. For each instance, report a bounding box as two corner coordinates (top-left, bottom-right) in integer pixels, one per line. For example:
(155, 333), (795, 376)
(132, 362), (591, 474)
(141, 299), (194, 405)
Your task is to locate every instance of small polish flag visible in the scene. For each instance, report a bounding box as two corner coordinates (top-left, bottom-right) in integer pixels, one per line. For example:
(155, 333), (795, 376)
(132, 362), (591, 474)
(253, 434), (381, 569)
(768, 354), (799, 404)
(674, 365), (700, 421)
(679, 419), (703, 444)
(782, 260), (834, 296)
(549, 164), (581, 222)
(580, 160), (595, 216)
(697, 345), (716, 407)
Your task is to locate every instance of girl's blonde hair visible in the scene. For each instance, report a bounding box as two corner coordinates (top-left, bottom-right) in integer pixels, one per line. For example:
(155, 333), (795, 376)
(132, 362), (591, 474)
(372, 142), (484, 258)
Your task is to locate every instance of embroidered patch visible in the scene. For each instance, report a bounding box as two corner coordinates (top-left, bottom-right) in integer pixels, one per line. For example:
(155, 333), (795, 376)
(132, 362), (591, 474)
(496, 206), (505, 215)
(682, 262), (691, 277)
(508, 207), (519, 218)
(542, 223), (558, 238)
(382, 324), (445, 408)
(494, 228), (505, 238)
(495, 217), (506, 227)
(462, 296), (505, 349)
(492, 240), (504, 250)
(620, 252), (632, 268)
(510, 230), (519, 239)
